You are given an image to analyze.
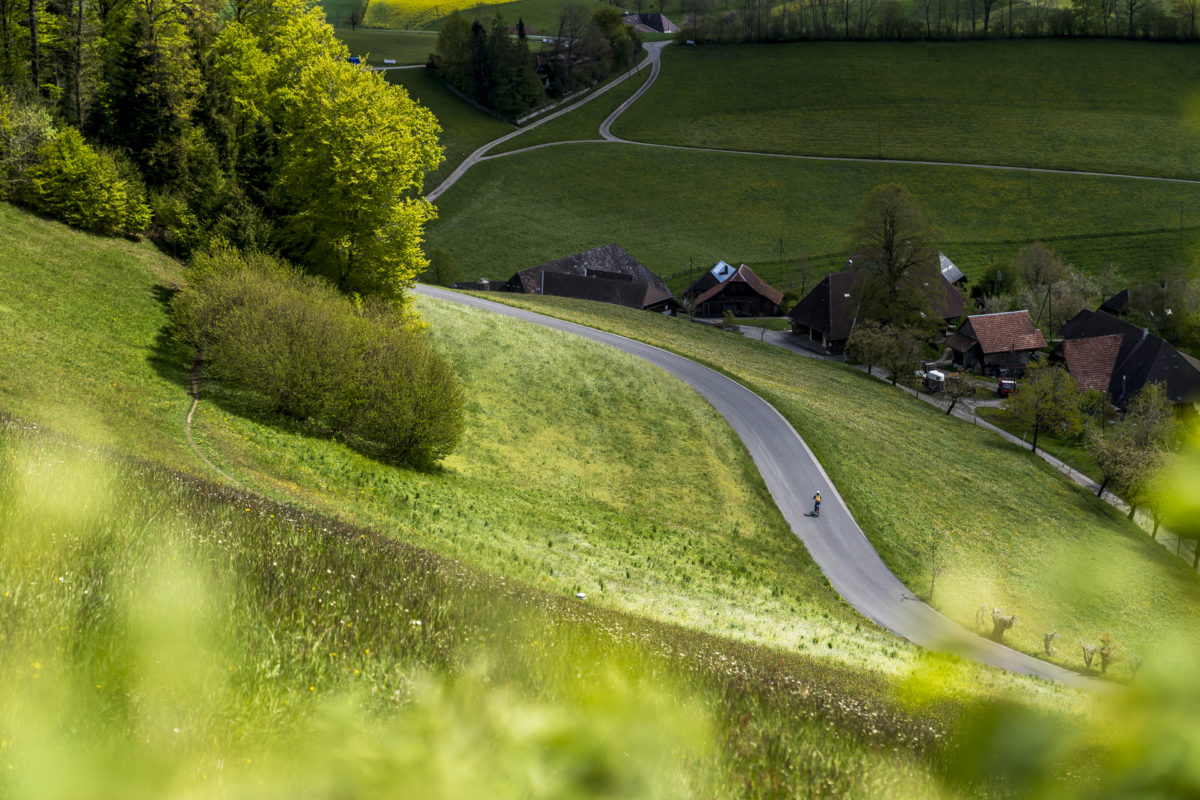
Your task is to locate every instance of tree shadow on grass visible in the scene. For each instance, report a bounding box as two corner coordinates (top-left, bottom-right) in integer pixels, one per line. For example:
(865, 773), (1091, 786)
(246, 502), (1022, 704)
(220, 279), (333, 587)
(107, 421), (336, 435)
(145, 282), (447, 475)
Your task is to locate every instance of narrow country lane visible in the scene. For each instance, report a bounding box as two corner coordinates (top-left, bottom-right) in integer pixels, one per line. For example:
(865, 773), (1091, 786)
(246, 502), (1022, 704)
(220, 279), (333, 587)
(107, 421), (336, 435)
(416, 285), (1104, 691)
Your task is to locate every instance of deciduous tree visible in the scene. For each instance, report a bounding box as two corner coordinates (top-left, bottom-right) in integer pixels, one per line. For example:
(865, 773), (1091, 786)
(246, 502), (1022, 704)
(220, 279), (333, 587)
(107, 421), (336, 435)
(848, 184), (941, 332)
(1004, 361), (1081, 453)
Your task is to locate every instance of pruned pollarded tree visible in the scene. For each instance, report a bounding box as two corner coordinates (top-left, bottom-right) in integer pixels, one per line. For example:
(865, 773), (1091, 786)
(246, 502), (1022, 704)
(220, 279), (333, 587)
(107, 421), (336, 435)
(1004, 361), (1081, 453)
(848, 184), (941, 334)
(989, 608), (1016, 642)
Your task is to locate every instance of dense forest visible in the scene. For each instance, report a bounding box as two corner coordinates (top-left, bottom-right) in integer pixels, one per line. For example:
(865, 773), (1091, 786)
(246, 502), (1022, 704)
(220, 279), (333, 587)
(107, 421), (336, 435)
(431, 6), (643, 117)
(0, 0), (441, 299)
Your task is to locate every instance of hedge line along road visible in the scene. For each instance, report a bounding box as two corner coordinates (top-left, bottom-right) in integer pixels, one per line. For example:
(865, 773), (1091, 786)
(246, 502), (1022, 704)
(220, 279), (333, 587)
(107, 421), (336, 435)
(416, 284), (1103, 690)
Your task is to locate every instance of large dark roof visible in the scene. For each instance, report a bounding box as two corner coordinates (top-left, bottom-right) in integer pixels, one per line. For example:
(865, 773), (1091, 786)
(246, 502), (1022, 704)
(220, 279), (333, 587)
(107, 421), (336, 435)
(692, 264), (783, 308)
(1055, 309), (1200, 406)
(1099, 289), (1130, 316)
(787, 266), (964, 341)
(787, 271), (867, 342)
(509, 244), (669, 296)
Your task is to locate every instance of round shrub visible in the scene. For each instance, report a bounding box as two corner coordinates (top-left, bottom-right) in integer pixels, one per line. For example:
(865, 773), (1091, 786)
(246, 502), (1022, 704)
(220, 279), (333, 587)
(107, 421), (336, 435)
(172, 246), (464, 469)
(20, 128), (151, 236)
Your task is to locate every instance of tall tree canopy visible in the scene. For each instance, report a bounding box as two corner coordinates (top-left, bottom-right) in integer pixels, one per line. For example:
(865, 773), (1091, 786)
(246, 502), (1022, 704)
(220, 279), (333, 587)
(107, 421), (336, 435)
(848, 183), (941, 331)
(1, 0), (444, 301)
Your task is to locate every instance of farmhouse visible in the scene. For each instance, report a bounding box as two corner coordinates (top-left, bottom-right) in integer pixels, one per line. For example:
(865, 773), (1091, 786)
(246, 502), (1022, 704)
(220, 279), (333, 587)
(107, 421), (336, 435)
(788, 266), (965, 354)
(691, 263), (783, 317)
(946, 310), (1047, 375)
(503, 244), (679, 313)
(1054, 309), (1200, 409)
(682, 260), (737, 301)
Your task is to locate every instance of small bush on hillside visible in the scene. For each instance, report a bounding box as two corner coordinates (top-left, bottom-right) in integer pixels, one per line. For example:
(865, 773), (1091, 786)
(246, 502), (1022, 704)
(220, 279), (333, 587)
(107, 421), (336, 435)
(19, 128), (151, 236)
(171, 245), (464, 469)
(0, 91), (56, 195)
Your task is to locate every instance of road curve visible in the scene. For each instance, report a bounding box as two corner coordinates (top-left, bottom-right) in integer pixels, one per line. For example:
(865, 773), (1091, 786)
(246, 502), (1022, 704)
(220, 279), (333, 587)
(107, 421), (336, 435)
(427, 42), (668, 203)
(416, 285), (1102, 690)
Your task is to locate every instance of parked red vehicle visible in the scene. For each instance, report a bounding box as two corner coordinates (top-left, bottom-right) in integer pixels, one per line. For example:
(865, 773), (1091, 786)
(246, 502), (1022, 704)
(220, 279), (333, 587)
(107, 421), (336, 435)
(997, 378), (1017, 397)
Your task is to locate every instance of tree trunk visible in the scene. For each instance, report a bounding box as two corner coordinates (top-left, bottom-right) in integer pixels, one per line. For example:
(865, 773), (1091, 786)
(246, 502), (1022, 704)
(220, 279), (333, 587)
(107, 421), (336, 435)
(73, 0), (83, 126)
(1096, 475), (1109, 498)
(1193, 540), (1199, 570)
(27, 0), (38, 93)
(1127, 503), (1137, 521)
(1030, 426), (1039, 452)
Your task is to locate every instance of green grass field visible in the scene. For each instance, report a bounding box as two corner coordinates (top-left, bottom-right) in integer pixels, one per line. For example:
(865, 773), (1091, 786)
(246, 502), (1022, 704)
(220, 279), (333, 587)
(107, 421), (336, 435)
(335, 27), (440, 63)
(427, 142), (1200, 291)
(978, 405), (1102, 481)
(0, 202), (948, 682)
(480, 292), (1200, 674)
(614, 41), (1200, 181)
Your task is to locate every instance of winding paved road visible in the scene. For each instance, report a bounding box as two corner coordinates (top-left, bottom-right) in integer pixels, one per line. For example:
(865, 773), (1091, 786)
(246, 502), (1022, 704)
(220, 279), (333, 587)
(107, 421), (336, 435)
(416, 285), (1102, 690)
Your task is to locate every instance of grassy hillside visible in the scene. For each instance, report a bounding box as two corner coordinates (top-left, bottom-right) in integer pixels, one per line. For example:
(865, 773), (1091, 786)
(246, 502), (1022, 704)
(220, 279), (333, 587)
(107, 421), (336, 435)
(427, 142), (1200, 291)
(0, 202), (963, 682)
(383, 69), (514, 190)
(0, 202), (1093, 797)
(480, 292), (1200, 674)
(615, 41), (1200, 180)
(0, 421), (972, 798)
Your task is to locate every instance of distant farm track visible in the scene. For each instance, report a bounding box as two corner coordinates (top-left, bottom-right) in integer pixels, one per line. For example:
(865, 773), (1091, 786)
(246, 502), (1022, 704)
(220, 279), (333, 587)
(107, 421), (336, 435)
(417, 285), (1103, 690)
(431, 40), (1200, 200)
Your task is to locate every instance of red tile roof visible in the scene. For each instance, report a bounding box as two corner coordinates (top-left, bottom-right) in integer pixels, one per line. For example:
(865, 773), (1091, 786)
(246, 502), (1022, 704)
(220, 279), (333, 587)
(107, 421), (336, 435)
(1060, 335), (1123, 394)
(966, 311), (1047, 354)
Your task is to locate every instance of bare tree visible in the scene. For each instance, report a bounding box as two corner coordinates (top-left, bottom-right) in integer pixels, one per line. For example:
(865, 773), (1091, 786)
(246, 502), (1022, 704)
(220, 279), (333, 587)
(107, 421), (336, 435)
(934, 373), (976, 416)
(1044, 629), (1057, 656)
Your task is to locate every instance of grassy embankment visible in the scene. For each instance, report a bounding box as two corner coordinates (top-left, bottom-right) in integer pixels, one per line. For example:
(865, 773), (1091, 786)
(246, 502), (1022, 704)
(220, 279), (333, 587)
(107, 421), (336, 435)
(977, 406), (1102, 482)
(427, 142), (1200, 291)
(480, 292), (1200, 675)
(487, 66), (651, 155)
(0, 202), (1056, 797)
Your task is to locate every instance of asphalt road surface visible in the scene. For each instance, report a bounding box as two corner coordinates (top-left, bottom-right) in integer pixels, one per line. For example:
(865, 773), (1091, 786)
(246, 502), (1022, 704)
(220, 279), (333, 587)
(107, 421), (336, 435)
(416, 286), (1102, 690)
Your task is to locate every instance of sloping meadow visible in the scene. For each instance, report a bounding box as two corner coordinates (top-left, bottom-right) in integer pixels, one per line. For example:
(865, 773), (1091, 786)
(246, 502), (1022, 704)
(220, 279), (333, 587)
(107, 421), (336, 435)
(0, 417), (969, 798)
(483, 294), (1200, 676)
